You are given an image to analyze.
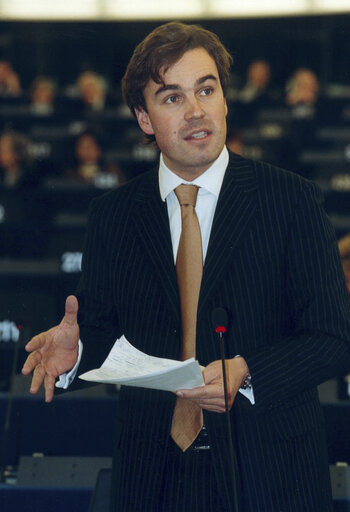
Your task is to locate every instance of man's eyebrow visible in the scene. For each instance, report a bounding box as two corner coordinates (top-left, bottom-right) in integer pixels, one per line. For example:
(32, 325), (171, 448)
(196, 74), (218, 86)
(154, 74), (218, 96)
(155, 83), (180, 96)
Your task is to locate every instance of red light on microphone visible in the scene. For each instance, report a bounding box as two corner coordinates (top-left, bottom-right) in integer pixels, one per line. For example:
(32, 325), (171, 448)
(215, 325), (227, 334)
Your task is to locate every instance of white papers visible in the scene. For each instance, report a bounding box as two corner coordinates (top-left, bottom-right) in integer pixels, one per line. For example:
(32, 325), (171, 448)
(79, 335), (204, 392)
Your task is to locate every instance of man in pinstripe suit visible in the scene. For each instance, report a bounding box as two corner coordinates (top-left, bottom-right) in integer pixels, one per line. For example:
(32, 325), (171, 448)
(23, 22), (350, 511)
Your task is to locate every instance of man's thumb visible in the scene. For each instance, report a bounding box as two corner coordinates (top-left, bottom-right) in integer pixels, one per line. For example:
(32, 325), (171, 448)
(64, 295), (79, 326)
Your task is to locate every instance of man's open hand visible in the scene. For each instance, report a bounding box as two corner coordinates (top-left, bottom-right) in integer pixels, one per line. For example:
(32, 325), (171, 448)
(21, 295), (80, 402)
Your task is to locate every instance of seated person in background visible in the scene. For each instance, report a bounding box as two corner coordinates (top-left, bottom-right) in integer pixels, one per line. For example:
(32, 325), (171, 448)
(339, 233), (350, 296)
(30, 76), (56, 116)
(63, 130), (125, 188)
(285, 68), (319, 118)
(0, 130), (47, 256)
(77, 70), (109, 111)
(236, 59), (280, 127)
(283, 68), (320, 177)
(0, 59), (22, 97)
(0, 130), (34, 188)
(238, 59), (272, 104)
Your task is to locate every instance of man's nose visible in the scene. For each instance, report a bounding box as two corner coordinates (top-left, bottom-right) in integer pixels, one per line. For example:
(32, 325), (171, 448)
(184, 96), (205, 121)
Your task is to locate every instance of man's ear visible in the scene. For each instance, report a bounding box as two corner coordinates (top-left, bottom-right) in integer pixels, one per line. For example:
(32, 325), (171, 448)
(134, 107), (154, 135)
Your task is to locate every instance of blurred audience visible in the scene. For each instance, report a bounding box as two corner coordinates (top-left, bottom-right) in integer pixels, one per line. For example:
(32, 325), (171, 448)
(0, 59), (22, 97)
(63, 130), (125, 188)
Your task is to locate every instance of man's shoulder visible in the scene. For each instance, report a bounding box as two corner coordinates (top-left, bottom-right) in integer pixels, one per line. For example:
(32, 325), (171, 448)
(227, 151), (320, 196)
(89, 167), (158, 212)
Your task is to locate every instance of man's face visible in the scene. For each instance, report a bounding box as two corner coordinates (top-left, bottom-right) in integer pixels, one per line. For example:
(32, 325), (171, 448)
(135, 47), (228, 180)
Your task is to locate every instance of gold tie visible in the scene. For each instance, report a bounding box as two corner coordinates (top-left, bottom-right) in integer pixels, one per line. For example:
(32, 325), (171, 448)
(171, 184), (203, 451)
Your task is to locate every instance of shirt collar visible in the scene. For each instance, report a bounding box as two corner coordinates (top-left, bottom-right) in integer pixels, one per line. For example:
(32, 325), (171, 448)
(159, 145), (229, 201)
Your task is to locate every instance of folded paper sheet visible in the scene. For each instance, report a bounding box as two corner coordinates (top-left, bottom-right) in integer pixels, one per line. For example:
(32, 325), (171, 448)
(79, 335), (204, 392)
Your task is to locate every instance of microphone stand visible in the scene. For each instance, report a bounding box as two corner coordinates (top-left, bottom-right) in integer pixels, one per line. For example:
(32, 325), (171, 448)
(212, 308), (239, 512)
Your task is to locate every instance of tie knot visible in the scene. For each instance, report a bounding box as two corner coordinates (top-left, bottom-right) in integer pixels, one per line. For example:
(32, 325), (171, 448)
(175, 184), (199, 207)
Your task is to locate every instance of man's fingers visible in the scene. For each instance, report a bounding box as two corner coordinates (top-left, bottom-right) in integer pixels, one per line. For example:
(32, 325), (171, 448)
(22, 350), (42, 375)
(30, 363), (46, 394)
(177, 382), (223, 399)
(188, 396), (226, 413)
(44, 374), (56, 403)
(63, 295), (79, 326)
(24, 332), (47, 353)
(177, 381), (232, 413)
(200, 403), (226, 413)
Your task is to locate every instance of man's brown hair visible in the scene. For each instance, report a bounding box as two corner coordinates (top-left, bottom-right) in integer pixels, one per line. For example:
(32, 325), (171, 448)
(122, 21), (233, 117)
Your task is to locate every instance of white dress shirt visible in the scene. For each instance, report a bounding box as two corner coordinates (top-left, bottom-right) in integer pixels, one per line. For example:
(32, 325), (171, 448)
(159, 146), (229, 263)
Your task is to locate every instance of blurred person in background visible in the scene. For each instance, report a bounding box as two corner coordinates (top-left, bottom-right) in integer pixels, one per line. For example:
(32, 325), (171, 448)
(0, 130), (47, 256)
(285, 67), (319, 119)
(0, 59), (22, 97)
(76, 70), (109, 111)
(30, 76), (56, 116)
(0, 130), (34, 188)
(63, 130), (125, 188)
(283, 68), (321, 176)
(239, 59), (272, 104)
(236, 59), (279, 127)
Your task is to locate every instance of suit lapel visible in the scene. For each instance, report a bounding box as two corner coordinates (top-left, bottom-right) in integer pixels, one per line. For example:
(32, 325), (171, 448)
(131, 170), (180, 321)
(129, 154), (258, 323)
(198, 154), (259, 316)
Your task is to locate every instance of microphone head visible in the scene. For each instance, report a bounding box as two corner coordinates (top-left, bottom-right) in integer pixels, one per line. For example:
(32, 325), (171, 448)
(211, 307), (228, 334)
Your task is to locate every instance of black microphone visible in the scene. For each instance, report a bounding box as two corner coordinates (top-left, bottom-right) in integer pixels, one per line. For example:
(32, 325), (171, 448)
(211, 307), (239, 512)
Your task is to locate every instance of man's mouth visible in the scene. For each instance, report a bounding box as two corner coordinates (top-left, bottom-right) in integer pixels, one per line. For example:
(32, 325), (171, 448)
(185, 130), (209, 140)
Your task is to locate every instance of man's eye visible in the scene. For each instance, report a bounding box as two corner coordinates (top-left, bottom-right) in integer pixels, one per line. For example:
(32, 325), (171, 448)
(165, 95), (178, 104)
(200, 87), (213, 96)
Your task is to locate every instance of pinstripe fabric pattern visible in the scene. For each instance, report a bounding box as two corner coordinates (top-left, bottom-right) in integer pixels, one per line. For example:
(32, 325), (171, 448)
(159, 439), (226, 511)
(75, 152), (350, 511)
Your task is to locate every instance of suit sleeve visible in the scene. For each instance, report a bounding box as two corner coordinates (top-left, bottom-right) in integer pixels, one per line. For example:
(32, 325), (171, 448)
(242, 179), (350, 408)
(74, 197), (122, 376)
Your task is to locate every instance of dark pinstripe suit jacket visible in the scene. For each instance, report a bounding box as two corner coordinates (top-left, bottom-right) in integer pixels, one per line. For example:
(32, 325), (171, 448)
(75, 152), (350, 512)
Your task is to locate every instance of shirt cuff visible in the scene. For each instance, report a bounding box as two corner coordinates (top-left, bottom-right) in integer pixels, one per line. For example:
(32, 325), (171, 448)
(238, 386), (255, 405)
(55, 340), (83, 389)
(235, 354), (255, 404)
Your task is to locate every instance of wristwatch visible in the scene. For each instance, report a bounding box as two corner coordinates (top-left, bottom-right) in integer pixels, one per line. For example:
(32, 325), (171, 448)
(240, 372), (252, 390)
